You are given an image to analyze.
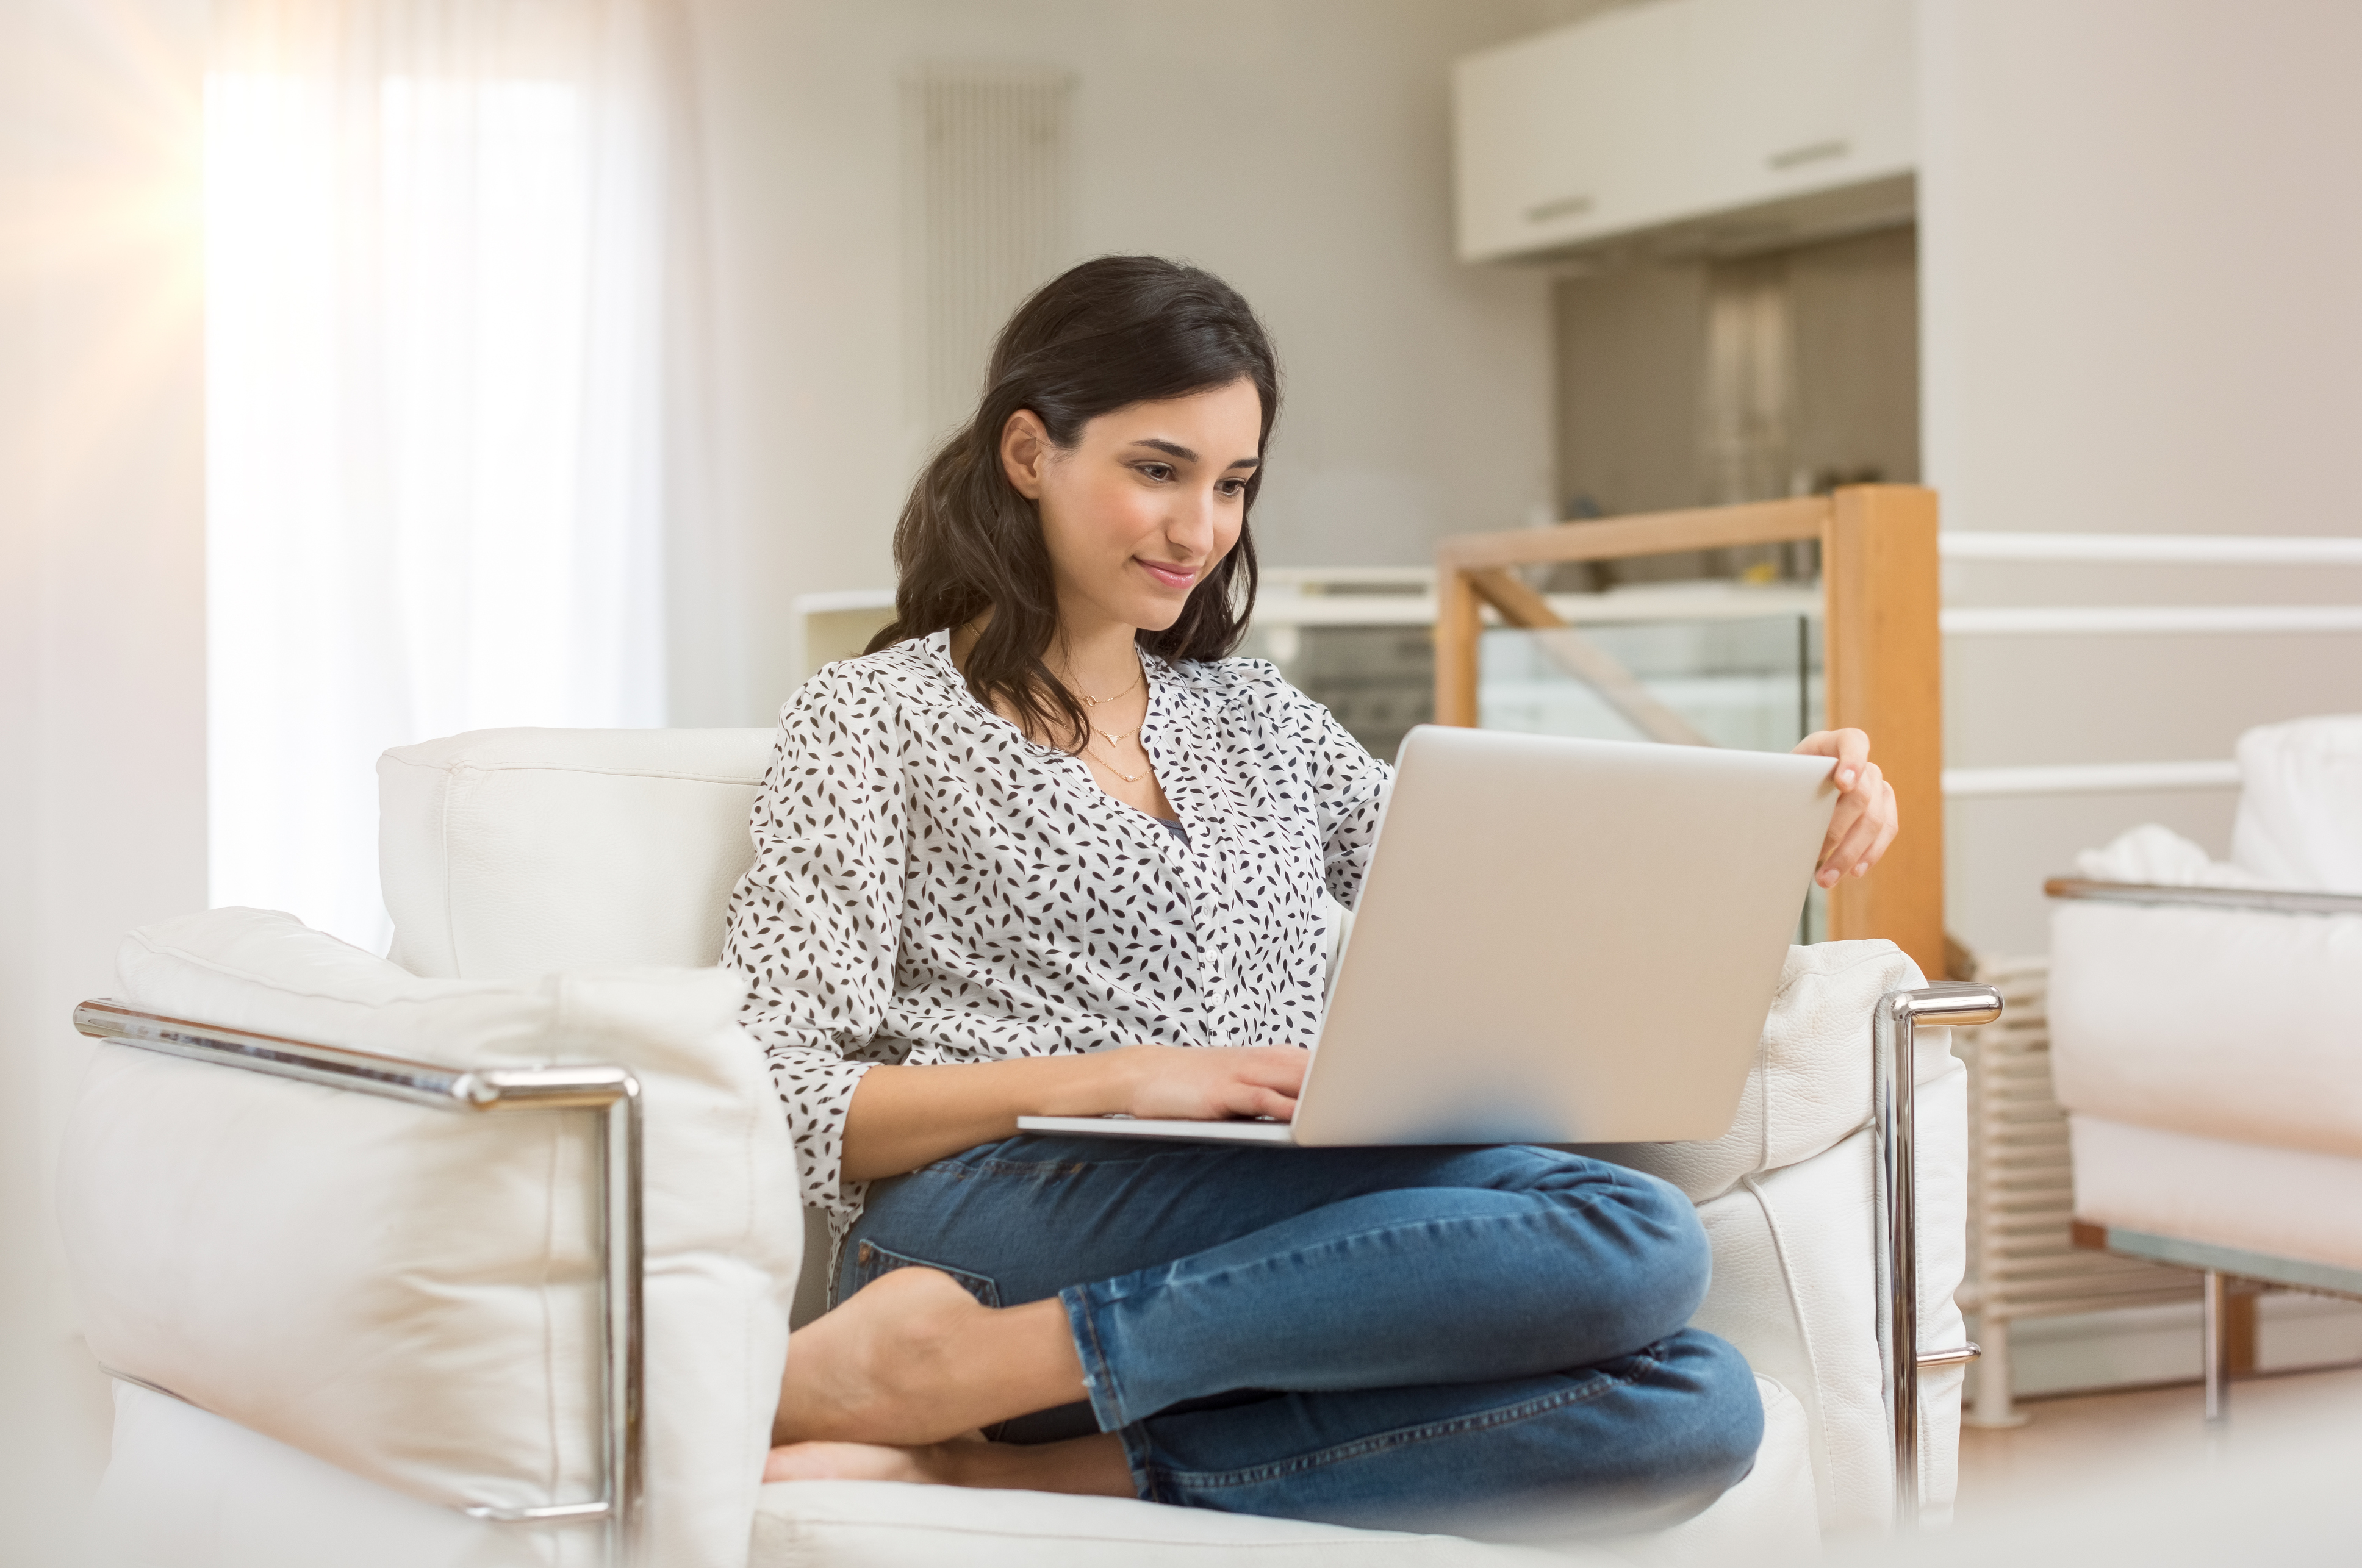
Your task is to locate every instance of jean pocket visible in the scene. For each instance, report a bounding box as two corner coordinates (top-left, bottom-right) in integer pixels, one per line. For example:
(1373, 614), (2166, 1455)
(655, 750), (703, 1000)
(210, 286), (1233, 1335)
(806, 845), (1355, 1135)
(847, 1239), (1003, 1309)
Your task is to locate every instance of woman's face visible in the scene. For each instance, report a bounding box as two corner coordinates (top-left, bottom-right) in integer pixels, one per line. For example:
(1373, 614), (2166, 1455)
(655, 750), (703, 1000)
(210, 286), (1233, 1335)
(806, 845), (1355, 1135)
(1000, 378), (1262, 637)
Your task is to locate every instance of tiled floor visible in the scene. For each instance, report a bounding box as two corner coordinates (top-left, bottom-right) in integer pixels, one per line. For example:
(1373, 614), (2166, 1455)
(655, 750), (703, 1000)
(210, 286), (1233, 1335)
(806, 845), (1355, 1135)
(1956, 1362), (2362, 1516)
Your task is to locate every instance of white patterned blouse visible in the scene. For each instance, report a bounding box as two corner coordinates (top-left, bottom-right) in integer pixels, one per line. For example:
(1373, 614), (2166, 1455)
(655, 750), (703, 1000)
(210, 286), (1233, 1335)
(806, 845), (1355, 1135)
(719, 628), (1390, 1238)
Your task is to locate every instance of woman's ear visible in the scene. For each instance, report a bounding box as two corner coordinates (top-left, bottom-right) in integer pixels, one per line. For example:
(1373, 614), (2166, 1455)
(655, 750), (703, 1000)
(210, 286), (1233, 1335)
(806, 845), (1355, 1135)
(1000, 409), (1052, 499)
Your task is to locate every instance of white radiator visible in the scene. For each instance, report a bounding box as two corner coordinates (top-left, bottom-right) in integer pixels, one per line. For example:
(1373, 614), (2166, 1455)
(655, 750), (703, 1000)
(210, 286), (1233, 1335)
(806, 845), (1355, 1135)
(1955, 955), (2201, 1425)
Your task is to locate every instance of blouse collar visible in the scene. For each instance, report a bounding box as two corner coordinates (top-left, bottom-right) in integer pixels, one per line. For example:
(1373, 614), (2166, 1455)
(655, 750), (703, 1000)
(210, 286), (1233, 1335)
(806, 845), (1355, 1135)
(920, 628), (1176, 743)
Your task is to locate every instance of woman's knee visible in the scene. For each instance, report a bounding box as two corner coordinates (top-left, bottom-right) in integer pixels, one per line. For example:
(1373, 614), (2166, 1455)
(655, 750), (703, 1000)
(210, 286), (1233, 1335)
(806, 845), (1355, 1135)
(1653, 1329), (1765, 1495)
(1551, 1159), (1714, 1342)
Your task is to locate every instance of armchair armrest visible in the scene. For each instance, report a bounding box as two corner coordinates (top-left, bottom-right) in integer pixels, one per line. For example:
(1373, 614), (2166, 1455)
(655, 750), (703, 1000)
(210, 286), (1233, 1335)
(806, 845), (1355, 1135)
(73, 1000), (646, 1565)
(2045, 877), (2362, 916)
(1875, 982), (2002, 1530)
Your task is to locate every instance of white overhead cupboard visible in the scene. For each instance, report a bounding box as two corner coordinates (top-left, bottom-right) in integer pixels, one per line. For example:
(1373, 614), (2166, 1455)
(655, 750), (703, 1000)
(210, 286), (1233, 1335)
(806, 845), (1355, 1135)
(1452, 0), (1916, 265)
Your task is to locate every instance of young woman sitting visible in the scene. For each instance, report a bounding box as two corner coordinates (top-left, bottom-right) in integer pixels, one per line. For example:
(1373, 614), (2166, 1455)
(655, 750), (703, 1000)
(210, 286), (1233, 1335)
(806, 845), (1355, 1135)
(722, 255), (1900, 1535)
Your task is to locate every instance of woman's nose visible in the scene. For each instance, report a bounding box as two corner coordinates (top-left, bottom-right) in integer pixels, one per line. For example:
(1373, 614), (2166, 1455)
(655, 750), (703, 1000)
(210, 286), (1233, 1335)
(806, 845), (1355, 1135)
(1168, 488), (1217, 554)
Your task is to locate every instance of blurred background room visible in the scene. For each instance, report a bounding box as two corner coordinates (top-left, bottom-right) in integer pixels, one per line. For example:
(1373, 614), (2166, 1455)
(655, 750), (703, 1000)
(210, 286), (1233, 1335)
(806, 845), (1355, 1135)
(6, 1), (2361, 1561)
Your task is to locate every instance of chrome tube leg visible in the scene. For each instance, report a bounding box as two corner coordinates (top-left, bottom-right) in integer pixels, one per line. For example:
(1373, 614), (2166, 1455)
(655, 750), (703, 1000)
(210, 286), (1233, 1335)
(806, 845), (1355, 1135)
(2202, 1270), (2231, 1430)
(1874, 994), (1920, 1528)
(1875, 983), (2005, 1531)
(601, 1085), (647, 1566)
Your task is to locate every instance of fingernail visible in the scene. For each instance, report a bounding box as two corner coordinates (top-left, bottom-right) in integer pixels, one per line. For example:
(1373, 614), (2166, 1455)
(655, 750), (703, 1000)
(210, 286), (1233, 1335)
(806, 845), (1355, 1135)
(1854, 861), (1869, 877)
(1839, 769), (1856, 786)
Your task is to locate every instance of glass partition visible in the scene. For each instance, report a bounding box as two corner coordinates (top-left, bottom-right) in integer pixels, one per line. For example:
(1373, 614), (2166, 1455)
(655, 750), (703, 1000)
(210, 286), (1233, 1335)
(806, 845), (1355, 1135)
(1243, 583), (1828, 943)
(1477, 612), (1822, 752)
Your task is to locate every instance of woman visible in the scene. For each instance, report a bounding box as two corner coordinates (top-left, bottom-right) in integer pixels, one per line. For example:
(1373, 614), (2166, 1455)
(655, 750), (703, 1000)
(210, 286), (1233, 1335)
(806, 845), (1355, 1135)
(722, 256), (1899, 1534)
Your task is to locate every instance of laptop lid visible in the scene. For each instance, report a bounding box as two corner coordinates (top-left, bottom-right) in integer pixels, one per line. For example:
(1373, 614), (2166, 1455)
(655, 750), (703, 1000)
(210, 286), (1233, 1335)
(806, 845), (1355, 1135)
(1290, 726), (1837, 1147)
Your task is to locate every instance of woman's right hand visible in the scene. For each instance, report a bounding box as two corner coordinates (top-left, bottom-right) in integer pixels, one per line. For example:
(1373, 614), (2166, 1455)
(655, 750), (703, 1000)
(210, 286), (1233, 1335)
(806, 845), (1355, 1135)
(1109, 1043), (1309, 1123)
(842, 1042), (1310, 1182)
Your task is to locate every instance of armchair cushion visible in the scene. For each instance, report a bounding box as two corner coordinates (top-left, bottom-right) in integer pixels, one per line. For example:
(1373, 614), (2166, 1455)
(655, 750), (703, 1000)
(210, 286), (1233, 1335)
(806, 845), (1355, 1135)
(2051, 899), (2362, 1159)
(57, 908), (803, 1568)
(2231, 713), (2362, 893)
(379, 726), (775, 979)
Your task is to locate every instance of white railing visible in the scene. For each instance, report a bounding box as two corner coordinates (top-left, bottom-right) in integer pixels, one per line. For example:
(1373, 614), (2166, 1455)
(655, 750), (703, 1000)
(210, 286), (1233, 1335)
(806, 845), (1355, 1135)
(1940, 761), (2242, 798)
(795, 533), (2360, 799)
(1937, 531), (2362, 565)
(1936, 532), (2362, 798)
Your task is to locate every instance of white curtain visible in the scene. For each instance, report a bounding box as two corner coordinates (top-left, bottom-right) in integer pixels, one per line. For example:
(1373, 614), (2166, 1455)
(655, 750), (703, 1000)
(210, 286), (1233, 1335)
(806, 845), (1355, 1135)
(206, 0), (708, 951)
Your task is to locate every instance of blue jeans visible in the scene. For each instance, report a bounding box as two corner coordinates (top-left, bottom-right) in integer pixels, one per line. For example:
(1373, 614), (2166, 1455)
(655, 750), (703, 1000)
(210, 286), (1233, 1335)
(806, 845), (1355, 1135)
(842, 1136), (1763, 1535)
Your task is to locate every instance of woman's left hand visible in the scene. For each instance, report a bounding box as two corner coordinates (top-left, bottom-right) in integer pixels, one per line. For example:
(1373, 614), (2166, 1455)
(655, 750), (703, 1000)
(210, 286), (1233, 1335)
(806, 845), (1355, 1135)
(1792, 728), (1899, 889)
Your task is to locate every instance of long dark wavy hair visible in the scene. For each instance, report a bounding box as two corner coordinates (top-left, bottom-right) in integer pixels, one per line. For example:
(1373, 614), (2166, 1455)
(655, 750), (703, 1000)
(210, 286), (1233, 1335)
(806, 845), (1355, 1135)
(864, 255), (1280, 752)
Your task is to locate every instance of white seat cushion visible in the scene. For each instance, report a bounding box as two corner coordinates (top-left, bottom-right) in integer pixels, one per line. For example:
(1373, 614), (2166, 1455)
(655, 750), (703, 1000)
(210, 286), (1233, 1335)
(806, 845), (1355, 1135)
(747, 1376), (1812, 1567)
(92, 1375), (1816, 1567)
(59, 909), (803, 1568)
(2070, 1115), (2362, 1273)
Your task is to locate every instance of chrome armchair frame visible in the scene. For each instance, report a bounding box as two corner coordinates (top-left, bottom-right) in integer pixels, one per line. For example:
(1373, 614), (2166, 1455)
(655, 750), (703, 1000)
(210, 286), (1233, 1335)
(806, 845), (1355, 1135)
(1874, 982), (2003, 1529)
(71, 1000), (646, 1566)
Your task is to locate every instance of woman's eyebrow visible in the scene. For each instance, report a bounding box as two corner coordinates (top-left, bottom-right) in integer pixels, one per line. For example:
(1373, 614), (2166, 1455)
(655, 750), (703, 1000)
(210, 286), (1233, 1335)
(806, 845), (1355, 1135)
(1130, 437), (1260, 470)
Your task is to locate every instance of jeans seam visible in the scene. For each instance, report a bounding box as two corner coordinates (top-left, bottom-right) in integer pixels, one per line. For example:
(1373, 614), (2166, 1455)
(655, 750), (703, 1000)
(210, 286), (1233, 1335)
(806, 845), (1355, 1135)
(1136, 1351), (1664, 1494)
(1111, 1194), (1657, 1303)
(967, 1154), (1161, 1176)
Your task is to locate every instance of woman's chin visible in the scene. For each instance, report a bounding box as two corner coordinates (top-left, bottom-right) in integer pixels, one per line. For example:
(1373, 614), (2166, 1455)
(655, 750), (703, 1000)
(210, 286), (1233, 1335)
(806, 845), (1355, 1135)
(1120, 597), (1191, 634)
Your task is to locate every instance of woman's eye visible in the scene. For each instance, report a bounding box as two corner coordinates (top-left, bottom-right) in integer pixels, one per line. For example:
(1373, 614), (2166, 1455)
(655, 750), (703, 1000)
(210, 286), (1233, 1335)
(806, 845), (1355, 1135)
(1136, 463), (1174, 482)
(1218, 478), (1249, 498)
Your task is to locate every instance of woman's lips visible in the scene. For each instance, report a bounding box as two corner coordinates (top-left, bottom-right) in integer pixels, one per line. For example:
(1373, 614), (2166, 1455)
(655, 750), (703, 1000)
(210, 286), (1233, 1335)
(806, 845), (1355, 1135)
(1137, 559), (1199, 590)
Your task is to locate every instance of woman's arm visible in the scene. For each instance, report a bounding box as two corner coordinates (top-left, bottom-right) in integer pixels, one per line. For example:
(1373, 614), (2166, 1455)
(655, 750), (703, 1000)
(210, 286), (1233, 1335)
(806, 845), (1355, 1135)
(723, 674), (913, 1213)
(1271, 676), (1390, 909)
(841, 1044), (1310, 1181)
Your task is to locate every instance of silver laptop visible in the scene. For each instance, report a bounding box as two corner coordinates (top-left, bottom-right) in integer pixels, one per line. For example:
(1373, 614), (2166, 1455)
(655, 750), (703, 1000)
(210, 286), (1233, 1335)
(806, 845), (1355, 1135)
(1018, 725), (1839, 1148)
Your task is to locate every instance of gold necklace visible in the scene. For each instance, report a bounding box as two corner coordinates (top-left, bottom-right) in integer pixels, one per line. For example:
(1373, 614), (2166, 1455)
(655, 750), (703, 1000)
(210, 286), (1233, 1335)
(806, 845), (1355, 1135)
(1072, 662), (1143, 707)
(1083, 737), (1146, 784)
(1067, 657), (1148, 782)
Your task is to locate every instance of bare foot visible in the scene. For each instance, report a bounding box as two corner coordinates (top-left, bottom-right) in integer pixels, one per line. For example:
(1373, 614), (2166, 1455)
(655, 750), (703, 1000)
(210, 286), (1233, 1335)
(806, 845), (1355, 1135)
(772, 1267), (1085, 1447)
(764, 1439), (946, 1484)
(764, 1431), (1133, 1497)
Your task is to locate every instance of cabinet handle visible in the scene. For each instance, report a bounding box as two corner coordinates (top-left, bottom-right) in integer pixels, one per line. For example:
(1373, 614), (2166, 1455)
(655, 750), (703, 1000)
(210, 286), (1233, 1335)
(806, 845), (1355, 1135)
(1767, 138), (1849, 171)
(1524, 193), (1593, 224)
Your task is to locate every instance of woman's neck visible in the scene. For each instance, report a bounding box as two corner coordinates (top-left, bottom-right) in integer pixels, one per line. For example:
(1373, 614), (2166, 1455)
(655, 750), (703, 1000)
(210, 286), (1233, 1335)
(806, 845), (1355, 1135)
(949, 607), (1143, 704)
(1041, 619), (1144, 703)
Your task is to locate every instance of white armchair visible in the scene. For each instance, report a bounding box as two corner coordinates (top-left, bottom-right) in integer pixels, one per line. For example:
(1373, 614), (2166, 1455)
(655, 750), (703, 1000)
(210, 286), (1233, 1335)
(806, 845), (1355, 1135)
(59, 726), (1985, 1565)
(2049, 715), (2362, 1423)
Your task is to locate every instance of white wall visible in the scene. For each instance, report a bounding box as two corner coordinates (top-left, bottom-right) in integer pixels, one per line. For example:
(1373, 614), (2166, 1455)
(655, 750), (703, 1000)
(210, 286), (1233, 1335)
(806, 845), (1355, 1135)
(1921, 0), (2362, 953)
(0, 1), (209, 1558)
(678, 0), (1611, 723)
